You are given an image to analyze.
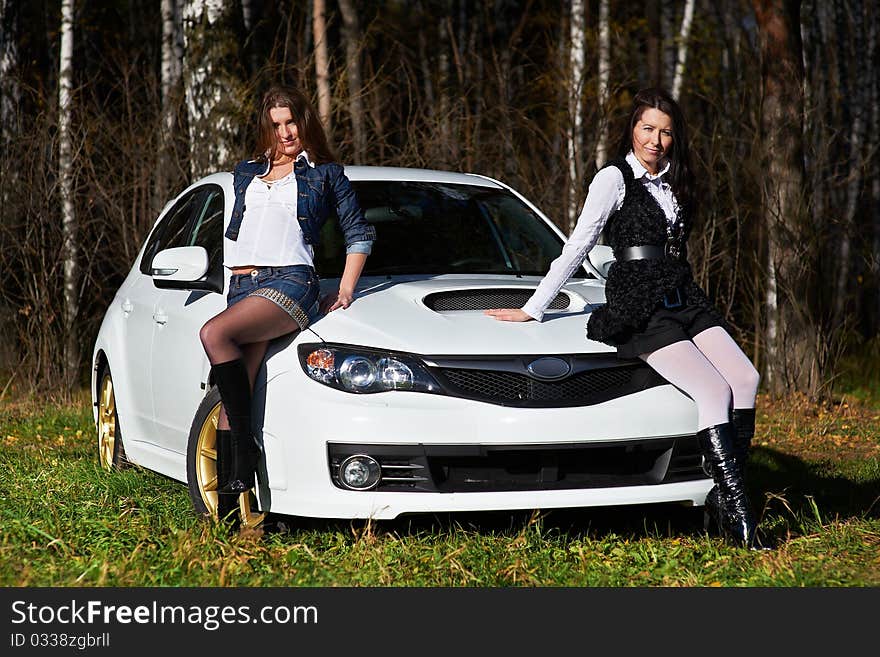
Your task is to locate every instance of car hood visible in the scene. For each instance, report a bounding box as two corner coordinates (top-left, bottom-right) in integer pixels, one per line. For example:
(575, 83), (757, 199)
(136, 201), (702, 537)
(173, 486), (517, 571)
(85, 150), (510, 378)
(306, 275), (612, 355)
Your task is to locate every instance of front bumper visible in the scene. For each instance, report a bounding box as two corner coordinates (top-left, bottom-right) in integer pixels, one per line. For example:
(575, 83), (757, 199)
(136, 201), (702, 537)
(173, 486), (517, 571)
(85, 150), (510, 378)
(251, 368), (710, 519)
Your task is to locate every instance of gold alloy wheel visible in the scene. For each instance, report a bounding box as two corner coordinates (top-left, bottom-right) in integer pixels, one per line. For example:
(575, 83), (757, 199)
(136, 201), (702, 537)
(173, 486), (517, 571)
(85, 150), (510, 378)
(98, 373), (117, 470)
(195, 403), (266, 528)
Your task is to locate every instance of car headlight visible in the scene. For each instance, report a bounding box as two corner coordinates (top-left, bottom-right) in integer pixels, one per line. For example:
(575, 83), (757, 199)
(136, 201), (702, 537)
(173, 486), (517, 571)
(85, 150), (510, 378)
(298, 344), (441, 394)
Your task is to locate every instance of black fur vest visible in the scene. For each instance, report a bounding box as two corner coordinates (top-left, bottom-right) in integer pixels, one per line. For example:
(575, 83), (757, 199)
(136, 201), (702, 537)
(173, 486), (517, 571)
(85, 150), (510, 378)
(586, 158), (716, 345)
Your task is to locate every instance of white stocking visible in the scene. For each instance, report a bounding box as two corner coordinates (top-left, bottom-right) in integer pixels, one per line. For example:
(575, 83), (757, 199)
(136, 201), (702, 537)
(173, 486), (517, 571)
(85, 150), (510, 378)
(691, 326), (760, 410)
(641, 340), (732, 431)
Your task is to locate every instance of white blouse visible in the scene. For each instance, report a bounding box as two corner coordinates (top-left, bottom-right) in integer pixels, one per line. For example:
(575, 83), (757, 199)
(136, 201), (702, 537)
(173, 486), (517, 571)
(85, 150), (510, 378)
(521, 152), (681, 321)
(223, 151), (315, 268)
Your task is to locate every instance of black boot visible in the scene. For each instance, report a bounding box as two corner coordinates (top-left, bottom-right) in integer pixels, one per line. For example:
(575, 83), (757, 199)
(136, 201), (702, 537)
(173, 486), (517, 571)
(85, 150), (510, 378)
(703, 476), (724, 533)
(731, 408), (756, 475)
(212, 359), (261, 494)
(215, 428), (234, 490)
(703, 408), (756, 533)
(697, 422), (758, 548)
(215, 428), (237, 519)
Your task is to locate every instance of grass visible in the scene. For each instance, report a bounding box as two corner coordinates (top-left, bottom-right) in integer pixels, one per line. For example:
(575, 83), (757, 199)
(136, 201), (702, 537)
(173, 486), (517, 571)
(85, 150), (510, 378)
(0, 388), (878, 587)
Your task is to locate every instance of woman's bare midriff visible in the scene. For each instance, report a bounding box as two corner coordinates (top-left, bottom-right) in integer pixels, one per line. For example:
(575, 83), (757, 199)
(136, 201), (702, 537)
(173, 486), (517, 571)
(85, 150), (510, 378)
(231, 266), (258, 275)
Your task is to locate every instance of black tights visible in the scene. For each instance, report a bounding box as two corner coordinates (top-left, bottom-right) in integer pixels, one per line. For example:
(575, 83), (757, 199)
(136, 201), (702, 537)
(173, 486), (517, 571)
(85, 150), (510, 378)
(199, 296), (300, 429)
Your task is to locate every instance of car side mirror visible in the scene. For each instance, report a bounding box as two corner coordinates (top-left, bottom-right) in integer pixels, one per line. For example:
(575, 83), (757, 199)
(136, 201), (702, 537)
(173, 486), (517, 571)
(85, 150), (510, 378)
(151, 246), (209, 283)
(587, 244), (615, 279)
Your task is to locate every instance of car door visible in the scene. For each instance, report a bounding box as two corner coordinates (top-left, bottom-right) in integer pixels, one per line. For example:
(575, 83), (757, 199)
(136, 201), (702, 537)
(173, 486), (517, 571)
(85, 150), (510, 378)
(150, 185), (228, 452)
(120, 187), (205, 445)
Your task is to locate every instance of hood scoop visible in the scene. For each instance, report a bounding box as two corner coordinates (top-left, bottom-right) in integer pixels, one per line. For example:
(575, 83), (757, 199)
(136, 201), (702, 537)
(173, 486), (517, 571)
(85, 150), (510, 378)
(423, 289), (570, 312)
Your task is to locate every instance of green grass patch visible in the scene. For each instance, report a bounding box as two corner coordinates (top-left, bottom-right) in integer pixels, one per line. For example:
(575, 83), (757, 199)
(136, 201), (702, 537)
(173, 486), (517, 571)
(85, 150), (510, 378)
(1, 390), (878, 587)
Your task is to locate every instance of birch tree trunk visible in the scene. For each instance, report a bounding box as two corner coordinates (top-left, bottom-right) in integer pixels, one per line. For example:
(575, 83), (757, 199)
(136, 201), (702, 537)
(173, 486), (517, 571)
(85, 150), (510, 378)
(182, 0), (243, 179)
(672, 0), (695, 99)
(1, 0), (19, 227)
(162, 0), (183, 139)
(312, 0), (332, 138)
(567, 0), (585, 233)
(59, 0), (78, 385)
(751, 0), (821, 396)
(595, 0), (610, 171)
(338, 0), (365, 162)
(157, 0), (183, 213)
(0, 0), (19, 148)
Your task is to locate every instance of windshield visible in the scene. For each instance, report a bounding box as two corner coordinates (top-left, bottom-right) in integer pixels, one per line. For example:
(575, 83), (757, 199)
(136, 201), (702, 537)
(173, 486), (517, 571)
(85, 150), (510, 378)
(312, 180), (591, 279)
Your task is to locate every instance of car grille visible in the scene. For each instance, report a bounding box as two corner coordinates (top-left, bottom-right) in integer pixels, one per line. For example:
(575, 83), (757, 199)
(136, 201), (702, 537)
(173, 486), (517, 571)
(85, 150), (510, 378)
(328, 437), (707, 493)
(423, 289), (569, 311)
(429, 361), (664, 408)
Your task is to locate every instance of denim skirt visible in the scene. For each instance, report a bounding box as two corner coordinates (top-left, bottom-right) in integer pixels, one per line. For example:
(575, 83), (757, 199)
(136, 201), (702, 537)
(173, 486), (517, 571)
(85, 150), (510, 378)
(226, 265), (322, 331)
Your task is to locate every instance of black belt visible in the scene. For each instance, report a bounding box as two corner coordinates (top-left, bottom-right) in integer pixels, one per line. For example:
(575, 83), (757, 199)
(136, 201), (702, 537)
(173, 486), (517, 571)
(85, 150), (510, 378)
(613, 246), (685, 309)
(616, 245), (667, 261)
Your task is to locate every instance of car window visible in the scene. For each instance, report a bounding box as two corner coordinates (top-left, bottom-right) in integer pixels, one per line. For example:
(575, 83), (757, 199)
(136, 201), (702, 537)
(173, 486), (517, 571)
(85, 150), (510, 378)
(312, 181), (587, 279)
(188, 186), (224, 276)
(139, 189), (204, 275)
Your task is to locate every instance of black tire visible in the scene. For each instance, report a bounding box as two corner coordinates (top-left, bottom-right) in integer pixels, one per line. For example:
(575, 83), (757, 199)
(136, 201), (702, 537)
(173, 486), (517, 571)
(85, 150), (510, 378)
(97, 365), (129, 470)
(185, 386), (266, 528)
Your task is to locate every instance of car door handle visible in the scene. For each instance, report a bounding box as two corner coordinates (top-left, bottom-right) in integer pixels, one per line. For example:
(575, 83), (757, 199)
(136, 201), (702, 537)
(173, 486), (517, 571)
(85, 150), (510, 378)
(152, 311), (168, 325)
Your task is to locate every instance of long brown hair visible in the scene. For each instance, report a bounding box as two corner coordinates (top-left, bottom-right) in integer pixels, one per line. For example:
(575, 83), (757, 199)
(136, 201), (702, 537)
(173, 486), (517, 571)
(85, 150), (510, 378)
(254, 86), (336, 164)
(615, 87), (694, 211)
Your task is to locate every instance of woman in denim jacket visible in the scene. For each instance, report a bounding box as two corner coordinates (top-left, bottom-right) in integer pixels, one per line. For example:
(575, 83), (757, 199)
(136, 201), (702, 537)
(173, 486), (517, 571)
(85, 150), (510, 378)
(199, 85), (376, 508)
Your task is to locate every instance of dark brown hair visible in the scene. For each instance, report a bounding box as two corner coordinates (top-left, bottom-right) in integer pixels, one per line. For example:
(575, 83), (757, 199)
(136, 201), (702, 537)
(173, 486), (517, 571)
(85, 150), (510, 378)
(616, 87), (694, 210)
(255, 86), (336, 164)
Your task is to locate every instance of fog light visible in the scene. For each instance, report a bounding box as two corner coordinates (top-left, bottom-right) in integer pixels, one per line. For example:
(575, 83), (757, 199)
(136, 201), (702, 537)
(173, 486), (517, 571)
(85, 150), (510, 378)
(339, 455), (381, 490)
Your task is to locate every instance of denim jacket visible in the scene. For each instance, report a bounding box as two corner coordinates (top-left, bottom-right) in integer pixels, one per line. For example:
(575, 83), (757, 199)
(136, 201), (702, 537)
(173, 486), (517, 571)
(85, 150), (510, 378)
(225, 157), (376, 255)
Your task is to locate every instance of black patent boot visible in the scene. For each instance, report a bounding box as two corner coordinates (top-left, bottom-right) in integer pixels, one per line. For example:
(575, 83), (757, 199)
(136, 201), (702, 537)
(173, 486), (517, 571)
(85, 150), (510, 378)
(697, 422), (758, 549)
(703, 408), (756, 533)
(212, 359), (261, 494)
(731, 408), (756, 475)
(222, 414), (260, 492)
(215, 428), (237, 518)
(703, 476), (724, 533)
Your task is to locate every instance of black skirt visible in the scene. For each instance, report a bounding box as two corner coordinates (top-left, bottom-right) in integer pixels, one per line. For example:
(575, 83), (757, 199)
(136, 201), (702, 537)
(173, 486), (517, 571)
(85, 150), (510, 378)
(610, 300), (729, 359)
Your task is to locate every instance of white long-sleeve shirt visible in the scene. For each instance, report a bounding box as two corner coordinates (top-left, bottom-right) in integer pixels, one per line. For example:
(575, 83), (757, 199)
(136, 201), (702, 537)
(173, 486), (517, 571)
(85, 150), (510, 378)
(521, 152), (680, 321)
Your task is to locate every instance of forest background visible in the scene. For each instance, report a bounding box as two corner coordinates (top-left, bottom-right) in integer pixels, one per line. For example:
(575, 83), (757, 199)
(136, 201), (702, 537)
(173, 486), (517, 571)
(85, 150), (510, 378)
(0, 0), (878, 400)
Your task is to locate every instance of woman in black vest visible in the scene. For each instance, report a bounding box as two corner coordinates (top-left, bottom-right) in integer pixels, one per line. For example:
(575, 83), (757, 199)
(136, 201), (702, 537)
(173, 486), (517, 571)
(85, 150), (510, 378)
(486, 88), (761, 549)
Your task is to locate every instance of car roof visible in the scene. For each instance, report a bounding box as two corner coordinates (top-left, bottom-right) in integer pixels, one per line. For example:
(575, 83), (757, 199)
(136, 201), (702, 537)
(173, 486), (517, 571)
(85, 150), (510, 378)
(193, 166), (505, 189)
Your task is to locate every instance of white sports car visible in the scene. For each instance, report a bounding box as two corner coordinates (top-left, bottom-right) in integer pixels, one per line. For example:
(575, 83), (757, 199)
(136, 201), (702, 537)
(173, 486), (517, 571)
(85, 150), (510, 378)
(92, 166), (711, 526)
